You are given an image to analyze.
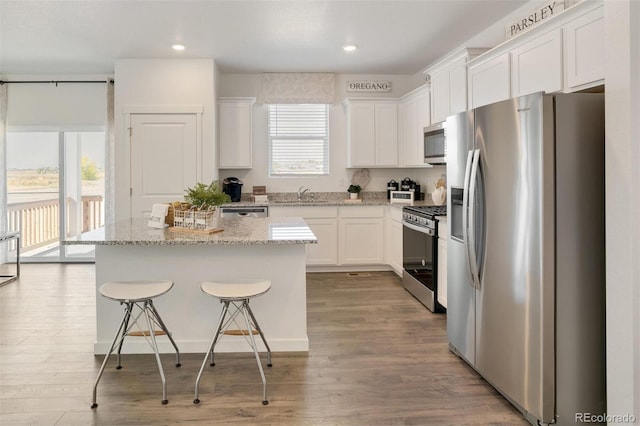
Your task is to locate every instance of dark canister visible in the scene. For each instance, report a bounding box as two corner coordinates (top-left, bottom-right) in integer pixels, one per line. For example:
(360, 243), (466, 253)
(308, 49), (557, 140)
(223, 177), (243, 202)
(386, 179), (399, 199)
(401, 177), (413, 191)
(410, 181), (421, 201)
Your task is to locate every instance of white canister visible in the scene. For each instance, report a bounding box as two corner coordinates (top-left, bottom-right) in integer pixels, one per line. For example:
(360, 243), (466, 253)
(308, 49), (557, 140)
(431, 186), (446, 205)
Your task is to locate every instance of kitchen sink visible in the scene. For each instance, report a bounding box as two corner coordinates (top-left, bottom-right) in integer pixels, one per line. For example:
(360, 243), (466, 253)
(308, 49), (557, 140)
(271, 200), (330, 204)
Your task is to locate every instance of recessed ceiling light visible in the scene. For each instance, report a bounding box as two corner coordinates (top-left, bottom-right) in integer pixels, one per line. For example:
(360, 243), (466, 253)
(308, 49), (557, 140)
(343, 44), (357, 52)
(172, 44), (185, 51)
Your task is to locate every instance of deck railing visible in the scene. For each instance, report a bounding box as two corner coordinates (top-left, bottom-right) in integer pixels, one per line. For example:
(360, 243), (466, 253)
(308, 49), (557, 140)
(7, 196), (104, 252)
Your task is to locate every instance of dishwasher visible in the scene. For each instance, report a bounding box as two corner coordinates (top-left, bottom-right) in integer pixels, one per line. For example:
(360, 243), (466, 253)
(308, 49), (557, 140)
(219, 206), (268, 218)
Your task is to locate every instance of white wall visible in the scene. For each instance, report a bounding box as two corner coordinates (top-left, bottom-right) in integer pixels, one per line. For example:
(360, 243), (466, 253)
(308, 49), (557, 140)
(113, 59), (216, 220)
(216, 73), (445, 196)
(604, 0), (640, 422)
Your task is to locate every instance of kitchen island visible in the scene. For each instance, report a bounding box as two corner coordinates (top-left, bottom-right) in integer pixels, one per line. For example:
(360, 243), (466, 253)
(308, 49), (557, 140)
(64, 216), (316, 355)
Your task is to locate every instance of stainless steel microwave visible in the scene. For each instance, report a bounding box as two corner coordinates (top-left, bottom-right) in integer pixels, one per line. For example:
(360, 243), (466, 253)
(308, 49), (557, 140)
(424, 122), (446, 165)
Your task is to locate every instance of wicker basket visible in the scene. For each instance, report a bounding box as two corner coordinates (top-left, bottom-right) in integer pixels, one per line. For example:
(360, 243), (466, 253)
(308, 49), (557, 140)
(172, 206), (218, 230)
(165, 202), (191, 226)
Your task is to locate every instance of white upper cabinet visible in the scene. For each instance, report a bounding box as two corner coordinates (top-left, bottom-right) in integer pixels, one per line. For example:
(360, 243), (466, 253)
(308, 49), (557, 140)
(465, 0), (603, 108)
(468, 53), (511, 109)
(511, 28), (563, 97)
(345, 99), (398, 167)
(563, 4), (604, 91)
(425, 48), (486, 124)
(399, 85), (430, 167)
(218, 97), (255, 169)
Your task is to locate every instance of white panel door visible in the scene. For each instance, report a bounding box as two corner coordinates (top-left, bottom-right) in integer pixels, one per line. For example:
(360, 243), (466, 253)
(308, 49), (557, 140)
(564, 6), (604, 90)
(130, 113), (198, 217)
(374, 103), (399, 166)
(511, 28), (563, 97)
(468, 53), (511, 109)
(347, 103), (376, 167)
(305, 218), (338, 265)
(339, 218), (384, 265)
(218, 98), (254, 168)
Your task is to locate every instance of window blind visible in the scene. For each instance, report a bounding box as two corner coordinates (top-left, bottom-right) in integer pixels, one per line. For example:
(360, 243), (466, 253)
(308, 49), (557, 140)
(269, 104), (329, 176)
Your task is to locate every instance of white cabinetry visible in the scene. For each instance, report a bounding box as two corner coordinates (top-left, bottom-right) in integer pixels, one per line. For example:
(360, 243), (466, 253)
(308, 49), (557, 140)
(269, 206), (338, 265)
(338, 206), (385, 265)
(387, 205), (404, 275)
(437, 219), (447, 309)
(218, 97), (255, 169)
(426, 48), (486, 124)
(511, 28), (563, 97)
(564, 4), (604, 91)
(465, 0), (604, 106)
(345, 100), (398, 167)
(468, 53), (511, 109)
(399, 85), (430, 167)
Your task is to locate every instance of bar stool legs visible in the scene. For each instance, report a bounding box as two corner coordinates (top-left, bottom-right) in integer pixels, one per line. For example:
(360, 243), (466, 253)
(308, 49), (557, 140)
(194, 288), (272, 406)
(91, 297), (181, 408)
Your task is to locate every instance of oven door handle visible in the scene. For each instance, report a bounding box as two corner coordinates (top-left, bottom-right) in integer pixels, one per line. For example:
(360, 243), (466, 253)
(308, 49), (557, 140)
(402, 221), (435, 236)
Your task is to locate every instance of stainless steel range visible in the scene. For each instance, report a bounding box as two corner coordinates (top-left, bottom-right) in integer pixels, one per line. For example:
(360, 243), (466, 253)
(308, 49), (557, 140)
(401, 205), (447, 312)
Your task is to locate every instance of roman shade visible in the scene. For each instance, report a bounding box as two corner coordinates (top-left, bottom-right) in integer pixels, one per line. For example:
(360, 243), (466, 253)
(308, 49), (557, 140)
(262, 73), (335, 104)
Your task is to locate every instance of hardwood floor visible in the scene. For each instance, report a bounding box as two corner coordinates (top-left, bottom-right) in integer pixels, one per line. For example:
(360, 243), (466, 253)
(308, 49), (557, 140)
(0, 264), (527, 425)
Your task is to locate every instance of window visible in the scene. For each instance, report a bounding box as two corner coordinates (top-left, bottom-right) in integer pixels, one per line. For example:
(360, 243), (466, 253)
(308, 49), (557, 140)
(268, 104), (329, 176)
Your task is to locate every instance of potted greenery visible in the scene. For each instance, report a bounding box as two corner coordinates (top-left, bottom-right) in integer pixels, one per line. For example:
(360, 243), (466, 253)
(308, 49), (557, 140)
(347, 184), (361, 200)
(172, 181), (230, 230)
(184, 180), (230, 208)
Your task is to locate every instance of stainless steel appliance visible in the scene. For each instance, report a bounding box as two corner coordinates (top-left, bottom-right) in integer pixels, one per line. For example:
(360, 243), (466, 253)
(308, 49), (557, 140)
(446, 92), (605, 426)
(423, 121), (446, 165)
(402, 205), (446, 313)
(219, 206), (268, 218)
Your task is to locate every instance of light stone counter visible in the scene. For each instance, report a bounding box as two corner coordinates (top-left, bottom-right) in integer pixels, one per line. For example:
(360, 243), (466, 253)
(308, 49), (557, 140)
(65, 216), (317, 246)
(64, 217), (316, 355)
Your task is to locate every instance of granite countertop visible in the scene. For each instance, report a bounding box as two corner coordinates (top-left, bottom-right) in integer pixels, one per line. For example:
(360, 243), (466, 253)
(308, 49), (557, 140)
(222, 191), (437, 208)
(64, 216), (317, 246)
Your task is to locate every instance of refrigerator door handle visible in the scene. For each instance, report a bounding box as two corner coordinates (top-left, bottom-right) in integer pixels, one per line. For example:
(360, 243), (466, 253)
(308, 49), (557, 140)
(468, 149), (481, 288)
(462, 150), (474, 287)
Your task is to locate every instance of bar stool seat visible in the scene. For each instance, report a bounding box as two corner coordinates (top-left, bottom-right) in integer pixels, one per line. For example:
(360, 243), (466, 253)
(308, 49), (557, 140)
(194, 279), (272, 405)
(91, 280), (181, 408)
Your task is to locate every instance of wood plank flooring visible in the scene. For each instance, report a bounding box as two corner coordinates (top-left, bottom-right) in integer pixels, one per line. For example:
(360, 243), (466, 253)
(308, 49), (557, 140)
(0, 264), (528, 425)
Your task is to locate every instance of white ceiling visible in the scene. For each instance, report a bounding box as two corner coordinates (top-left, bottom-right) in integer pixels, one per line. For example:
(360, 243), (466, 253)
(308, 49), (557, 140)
(0, 0), (529, 76)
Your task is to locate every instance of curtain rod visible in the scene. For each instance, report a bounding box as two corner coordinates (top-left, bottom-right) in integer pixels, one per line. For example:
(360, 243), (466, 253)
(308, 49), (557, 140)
(0, 80), (114, 86)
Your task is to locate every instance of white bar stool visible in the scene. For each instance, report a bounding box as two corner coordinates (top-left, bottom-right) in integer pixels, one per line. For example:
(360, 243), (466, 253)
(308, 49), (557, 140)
(91, 280), (181, 408)
(194, 280), (272, 405)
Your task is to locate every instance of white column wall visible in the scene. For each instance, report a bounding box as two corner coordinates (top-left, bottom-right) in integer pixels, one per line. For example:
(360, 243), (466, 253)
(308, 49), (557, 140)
(604, 0), (640, 422)
(113, 59), (216, 221)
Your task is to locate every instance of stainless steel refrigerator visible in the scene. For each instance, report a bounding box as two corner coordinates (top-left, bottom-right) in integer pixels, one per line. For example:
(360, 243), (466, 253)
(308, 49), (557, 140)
(446, 92), (606, 426)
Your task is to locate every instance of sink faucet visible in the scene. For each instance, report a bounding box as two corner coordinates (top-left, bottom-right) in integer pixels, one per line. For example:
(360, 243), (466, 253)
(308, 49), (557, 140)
(297, 186), (310, 200)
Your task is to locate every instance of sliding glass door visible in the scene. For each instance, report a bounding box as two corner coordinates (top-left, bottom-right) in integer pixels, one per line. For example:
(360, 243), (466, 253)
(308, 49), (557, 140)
(6, 130), (105, 262)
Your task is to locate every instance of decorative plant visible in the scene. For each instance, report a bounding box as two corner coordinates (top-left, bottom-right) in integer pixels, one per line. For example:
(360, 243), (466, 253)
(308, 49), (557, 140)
(347, 184), (362, 193)
(184, 181), (230, 208)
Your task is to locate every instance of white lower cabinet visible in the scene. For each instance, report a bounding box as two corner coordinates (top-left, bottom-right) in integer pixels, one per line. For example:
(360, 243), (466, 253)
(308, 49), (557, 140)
(437, 220), (448, 309)
(387, 205), (403, 275)
(270, 205), (386, 267)
(269, 206), (338, 266)
(304, 218), (338, 265)
(339, 218), (384, 265)
(338, 206), (384, 265)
